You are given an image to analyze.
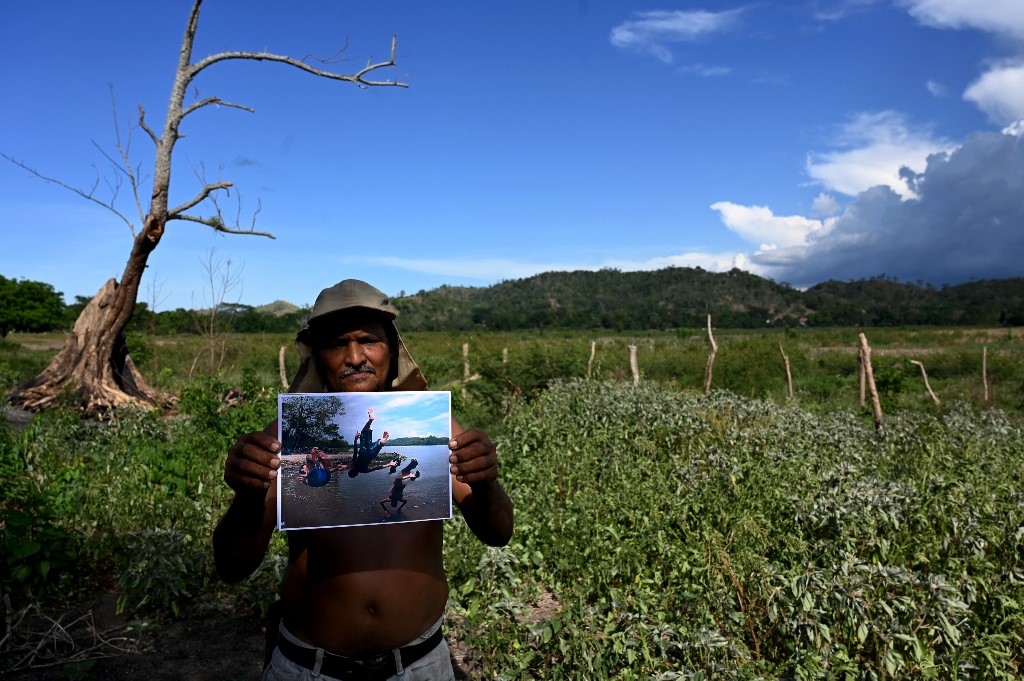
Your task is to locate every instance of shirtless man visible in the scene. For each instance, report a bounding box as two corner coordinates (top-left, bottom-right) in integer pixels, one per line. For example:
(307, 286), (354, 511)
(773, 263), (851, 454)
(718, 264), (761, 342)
(350, 408), (390, 477)
(380, 474), (411, 516)
(213, 279), (514, 680)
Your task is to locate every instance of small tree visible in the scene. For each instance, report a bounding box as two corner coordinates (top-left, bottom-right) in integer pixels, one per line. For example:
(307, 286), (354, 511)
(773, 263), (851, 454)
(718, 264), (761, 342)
(5, 0), (405, 416)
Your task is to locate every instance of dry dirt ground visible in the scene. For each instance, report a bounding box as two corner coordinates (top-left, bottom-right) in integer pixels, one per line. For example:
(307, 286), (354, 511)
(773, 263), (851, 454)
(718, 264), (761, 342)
(2, 593), (478, 680)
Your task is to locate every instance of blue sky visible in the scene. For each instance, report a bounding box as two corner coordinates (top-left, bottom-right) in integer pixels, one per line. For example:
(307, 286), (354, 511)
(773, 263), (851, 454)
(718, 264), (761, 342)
(328, 392), (451, 442)
(2, 1), (1023, 310)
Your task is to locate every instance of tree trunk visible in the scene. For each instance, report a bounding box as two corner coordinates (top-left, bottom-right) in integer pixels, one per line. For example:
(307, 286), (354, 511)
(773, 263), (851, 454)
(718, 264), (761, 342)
(11, 218), (170, 416)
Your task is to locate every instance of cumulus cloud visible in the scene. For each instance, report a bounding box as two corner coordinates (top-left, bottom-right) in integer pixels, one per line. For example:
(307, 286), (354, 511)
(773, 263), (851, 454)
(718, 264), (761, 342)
(750, 129), (1024, 286)
(710, 201), (830, 249)
(610, 9), (744, 63)
(812, 193), (840, 216)
(963, 62), (1024, 126)
(900, 0), (1024, 40)
(925, 80), (947, 97)
(806, 111), (952, 198)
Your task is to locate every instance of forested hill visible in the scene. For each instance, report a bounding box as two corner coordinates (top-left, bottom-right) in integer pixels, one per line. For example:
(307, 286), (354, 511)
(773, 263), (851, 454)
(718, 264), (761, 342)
(391, 268), (1024, 330)
(4, 268), (1023, 336)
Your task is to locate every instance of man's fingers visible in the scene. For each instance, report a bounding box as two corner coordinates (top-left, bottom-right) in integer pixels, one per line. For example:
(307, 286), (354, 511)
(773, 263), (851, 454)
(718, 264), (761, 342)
(448, 431), (498, 483)
(226, 432), (281, 490)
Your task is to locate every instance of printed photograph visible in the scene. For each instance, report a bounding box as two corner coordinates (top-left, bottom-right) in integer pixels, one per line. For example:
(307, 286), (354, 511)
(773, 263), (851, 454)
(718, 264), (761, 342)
(277, 391), (452, 530)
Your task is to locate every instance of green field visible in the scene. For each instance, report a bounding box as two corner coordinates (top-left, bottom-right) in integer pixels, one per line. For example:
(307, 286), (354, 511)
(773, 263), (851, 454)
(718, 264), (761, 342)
(2, 328), (1022, 678)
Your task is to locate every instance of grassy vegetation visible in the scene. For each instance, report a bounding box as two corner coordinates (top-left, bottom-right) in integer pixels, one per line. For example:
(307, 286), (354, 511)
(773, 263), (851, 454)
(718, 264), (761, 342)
(445, 382), (1024, 678)
(1, 327), (1022, 677)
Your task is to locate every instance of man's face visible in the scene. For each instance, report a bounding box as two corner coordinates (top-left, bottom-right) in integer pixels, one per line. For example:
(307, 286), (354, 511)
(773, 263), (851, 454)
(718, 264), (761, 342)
(314, 313), (393, 392)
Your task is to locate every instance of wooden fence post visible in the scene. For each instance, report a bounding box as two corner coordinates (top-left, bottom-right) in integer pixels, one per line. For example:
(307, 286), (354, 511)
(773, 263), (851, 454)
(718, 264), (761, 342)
(587, 340), (596, 379)
(910, 359), (940, 406)
(502, 347), (508, 364)
(628, 345), (639, 386)
(462, 343), (470, 401)
(703, 314), (718, 396)
(779, 343), (793, 398)
(858, 349), (866, 407)
(279, 346), (288, 388)
(858, 333), (883, 429)
(982, 346), (989, 402)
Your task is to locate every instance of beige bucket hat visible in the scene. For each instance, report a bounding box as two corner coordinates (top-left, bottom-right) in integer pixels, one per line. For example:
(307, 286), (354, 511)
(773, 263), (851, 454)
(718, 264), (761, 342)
(287, 279), (428, 393)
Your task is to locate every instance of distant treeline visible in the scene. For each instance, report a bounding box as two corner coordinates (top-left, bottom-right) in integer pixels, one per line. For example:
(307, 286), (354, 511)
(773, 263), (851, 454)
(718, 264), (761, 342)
(3, 268), (1023, 337)
(387, 436), (450, 446)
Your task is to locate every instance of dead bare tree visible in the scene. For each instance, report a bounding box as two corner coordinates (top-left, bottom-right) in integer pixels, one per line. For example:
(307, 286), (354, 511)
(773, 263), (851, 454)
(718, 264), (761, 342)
(6, 0), (405, 416)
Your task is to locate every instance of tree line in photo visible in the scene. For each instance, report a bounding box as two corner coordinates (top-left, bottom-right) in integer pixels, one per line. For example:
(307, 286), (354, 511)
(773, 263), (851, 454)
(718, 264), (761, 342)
(3, 268), (1024, 339)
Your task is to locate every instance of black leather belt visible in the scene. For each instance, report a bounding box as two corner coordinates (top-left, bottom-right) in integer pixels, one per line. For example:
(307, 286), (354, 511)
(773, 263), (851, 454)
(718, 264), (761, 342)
(276, 627), (444, 680)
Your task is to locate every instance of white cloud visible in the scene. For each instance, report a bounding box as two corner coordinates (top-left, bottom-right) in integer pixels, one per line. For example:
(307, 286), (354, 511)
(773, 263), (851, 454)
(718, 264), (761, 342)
(610, 9), (744, 63)
(346, 251), (761, 286)
(901, 0), (1024, 40)
(812, 193), (840, 216)
(751, 129), (1024, 286)
(963, 62), (1024, 126)
(813, 0), (883, 22)
(710, 201), (829, 249)
(1004, 119), (1024, 136)
(806, 111), (952, 198)
(925, 80), (947, 97)
(678, 63), (733, 77)
(611, 250), (759, 275)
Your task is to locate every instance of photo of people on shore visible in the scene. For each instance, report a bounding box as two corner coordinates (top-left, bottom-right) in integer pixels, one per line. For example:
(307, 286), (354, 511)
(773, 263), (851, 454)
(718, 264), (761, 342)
(277, 391), (452, 530)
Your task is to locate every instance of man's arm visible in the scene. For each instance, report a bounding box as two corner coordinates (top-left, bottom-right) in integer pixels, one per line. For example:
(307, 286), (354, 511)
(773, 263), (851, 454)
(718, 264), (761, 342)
(449, 418), (514, 547)
(212, 420), (281, 583)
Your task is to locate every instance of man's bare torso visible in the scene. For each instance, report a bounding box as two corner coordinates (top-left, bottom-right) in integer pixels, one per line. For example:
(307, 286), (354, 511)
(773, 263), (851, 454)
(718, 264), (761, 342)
(281, 520), (449, 655)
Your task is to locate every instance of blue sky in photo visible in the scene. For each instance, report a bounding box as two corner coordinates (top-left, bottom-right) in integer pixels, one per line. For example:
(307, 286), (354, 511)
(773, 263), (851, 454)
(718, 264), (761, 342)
(2, 1), (1023, 310)
(331, 392), (451, 442)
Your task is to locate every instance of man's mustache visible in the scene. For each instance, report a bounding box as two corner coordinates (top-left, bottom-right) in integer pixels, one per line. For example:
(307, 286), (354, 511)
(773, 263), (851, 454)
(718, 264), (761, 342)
(338, 364), (376, 378)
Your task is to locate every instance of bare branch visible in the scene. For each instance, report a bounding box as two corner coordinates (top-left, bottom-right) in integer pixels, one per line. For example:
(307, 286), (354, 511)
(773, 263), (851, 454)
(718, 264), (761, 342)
(170, 213), (275, 238)
(1, 153), (136, 232)
(168, 180), (233, 216)
(136, 104), (158, 145)
(107, 88), (147, 222)
(181, 97), (256, 118)
(189, 35), (407, 90)
(302, 36), (351, 65)
(249, 197), (263, 231)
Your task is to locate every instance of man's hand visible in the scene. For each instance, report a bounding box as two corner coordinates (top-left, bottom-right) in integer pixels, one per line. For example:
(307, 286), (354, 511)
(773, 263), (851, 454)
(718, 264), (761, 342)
(225, 430), (281, 492)
(448, 429), (498, 486)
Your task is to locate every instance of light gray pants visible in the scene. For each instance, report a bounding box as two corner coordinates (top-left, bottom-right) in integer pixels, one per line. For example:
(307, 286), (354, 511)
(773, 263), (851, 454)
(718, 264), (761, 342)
(262, 616), (455, 681)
